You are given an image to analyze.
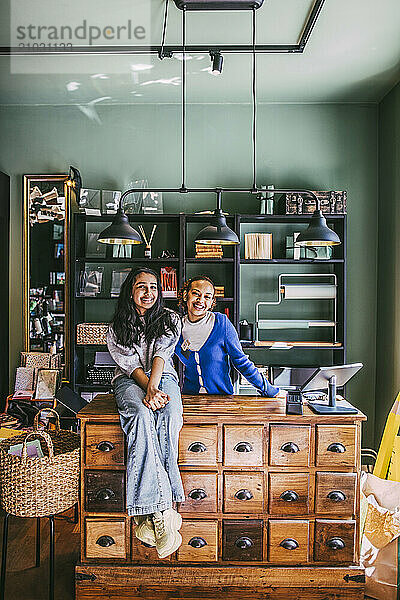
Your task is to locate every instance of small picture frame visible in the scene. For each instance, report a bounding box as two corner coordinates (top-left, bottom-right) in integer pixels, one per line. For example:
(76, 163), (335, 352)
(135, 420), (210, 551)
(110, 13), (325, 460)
(86, 231), (107, 259)
(101, 190), (121, 215)
(142, 191), (163, 214)
(54, 243), (64, 259)
(79, 189), (101, 216)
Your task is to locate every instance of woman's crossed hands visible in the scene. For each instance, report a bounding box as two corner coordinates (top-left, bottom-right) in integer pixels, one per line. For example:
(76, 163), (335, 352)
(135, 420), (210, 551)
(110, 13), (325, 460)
(143, 385), (170, 411)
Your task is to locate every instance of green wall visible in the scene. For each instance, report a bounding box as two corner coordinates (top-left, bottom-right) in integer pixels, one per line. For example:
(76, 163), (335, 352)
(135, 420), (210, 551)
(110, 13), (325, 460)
(0, 102), (378, 445)
(376, 81), (400, 442)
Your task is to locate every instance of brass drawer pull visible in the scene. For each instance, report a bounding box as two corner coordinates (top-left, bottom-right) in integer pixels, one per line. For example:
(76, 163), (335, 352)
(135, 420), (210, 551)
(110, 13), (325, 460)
(279, 538), (299, 550)
(96, 535), (115, 548)
(281, 442), (299, 453)
(188, 488), (207, 501)
(234, 489), (253, 501)
(188, 536), (207, 548)
(327, 490), (346, 502)
(327, 442), (346, 453)
(235, 536), (253, 549)
(95, 488), (116, 502)
(234, 441), (253, 453)
(188, 442), (207, 453)
(327, 536), (345, 550)
(96, 441), (115, 453)
(280, 490), (299, 502)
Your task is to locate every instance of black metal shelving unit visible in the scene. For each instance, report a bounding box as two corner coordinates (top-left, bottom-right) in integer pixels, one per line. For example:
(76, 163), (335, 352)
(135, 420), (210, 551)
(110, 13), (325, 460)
(69, 212), (346, 393)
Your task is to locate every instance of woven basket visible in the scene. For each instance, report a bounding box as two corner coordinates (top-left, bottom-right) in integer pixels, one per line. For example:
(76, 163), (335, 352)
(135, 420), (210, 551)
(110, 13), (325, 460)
(77, 323), (108, 345)
(0, 409), (80, 517)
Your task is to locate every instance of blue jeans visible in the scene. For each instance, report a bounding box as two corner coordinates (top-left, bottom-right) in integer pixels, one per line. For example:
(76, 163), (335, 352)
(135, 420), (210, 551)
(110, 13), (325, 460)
(113, 373), (185, 516)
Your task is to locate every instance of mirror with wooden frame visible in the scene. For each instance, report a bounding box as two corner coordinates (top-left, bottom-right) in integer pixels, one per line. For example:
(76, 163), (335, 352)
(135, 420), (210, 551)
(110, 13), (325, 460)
(23, 174), (70, 379)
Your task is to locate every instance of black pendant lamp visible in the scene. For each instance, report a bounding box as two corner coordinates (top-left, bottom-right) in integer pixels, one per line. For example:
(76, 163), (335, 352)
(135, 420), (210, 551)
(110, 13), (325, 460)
(195, 190), (239, 245)
(97, 205), (142, 245)
(295, 207), (341, 247)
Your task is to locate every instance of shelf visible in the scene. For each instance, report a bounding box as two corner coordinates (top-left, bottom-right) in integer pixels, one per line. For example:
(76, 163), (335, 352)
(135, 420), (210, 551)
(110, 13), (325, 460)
(76, 257), (179, 263)
(76, 384), (112, 391)
(75, 213), (180, 223)
(240, 259), (344, 264)
(216, 297), (234, 302)
(239, 214), (346, 223)
(186, 258), (234, 263)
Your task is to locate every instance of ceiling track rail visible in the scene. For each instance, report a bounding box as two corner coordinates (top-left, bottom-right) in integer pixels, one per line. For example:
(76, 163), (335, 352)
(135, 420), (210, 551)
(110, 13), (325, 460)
(0, 0), (324, 57)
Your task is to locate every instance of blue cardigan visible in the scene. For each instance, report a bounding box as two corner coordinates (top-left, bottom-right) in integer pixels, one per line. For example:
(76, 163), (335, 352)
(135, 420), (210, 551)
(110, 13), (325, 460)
(175, 312), (279, 397)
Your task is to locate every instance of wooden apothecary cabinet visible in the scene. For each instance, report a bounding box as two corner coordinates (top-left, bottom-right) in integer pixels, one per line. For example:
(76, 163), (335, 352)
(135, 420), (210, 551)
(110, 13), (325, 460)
(75, 394), (366, 600)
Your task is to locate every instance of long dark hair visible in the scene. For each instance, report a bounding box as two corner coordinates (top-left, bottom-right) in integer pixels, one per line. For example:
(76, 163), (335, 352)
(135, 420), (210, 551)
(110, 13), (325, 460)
(111, 267), (179, 347)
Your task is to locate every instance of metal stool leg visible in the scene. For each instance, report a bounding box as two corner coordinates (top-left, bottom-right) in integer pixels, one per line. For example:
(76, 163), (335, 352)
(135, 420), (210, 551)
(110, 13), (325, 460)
(48, 516), (55, 600)
(35, 517), (41, 568)
(0, 513), (10, 600)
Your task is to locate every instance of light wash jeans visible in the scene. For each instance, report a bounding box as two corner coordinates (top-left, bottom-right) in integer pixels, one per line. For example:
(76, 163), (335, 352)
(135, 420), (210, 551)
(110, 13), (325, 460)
(113, 373), (185, 516)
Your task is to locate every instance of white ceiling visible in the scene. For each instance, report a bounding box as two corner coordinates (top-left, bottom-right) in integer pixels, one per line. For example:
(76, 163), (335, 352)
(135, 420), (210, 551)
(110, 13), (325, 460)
(0, 0), (399, 105)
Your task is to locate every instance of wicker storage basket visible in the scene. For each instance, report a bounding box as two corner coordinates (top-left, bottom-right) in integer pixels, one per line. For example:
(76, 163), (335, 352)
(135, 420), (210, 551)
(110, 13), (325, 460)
(76, 322), (108, 345)
(0, 409), (80, 517)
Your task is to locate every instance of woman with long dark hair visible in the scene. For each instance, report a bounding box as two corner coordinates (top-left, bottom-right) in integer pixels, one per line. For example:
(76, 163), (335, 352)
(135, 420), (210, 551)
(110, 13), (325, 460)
(107, 267), (184, 558)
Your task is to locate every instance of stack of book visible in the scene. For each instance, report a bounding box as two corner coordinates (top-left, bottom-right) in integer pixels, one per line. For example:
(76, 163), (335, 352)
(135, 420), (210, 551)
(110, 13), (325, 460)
(215, 286), (225, 298)
(244, 233), (272, 259)
(195, 243), (223, 259)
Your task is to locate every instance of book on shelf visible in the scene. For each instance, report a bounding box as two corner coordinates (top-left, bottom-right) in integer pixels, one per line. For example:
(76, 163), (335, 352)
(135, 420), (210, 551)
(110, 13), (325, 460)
(195, 243), (223, 259)
(244, 233), (272, 259)
(161, 267), (177, 298)
(214, 286), (225, 298)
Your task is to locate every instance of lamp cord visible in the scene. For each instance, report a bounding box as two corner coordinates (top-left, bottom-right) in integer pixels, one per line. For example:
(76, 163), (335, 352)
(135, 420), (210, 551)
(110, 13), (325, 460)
(159, 0), (170, 59)
(252, 7), (257, 192)
(181, 7), (187, 191)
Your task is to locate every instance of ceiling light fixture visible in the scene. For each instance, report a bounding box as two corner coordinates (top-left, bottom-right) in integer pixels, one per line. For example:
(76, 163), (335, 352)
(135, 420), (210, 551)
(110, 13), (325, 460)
(195, 189), (239, 244)
(210, 50), (223, 74)
(97, 205), (143, 245)
(97, 0), (339, 249)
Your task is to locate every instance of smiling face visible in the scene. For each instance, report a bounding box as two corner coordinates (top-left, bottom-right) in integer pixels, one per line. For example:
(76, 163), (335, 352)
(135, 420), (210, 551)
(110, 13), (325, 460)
(131, 272), (158, 315)
(185, 279), (215, 322)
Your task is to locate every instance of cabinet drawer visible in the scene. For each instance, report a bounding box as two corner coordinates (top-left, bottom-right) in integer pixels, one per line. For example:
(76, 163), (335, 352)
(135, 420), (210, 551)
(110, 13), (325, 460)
(178, 520), (218, 562)
(223, 472), (264, 513)
(84, 470), (125, 513)
(268, 473), (310, 515)
(314, 519), (356, 563)
(223, 425), (263, 467)
(315, 472), (356, 515)
(179, 472), (218, 513)
(268, 520), (309, 564)
(131, 531), (170, 563)
(179, 425), (218, 466)
(85, 423), (125, 467)
(85, 518), (128, 560)
(316, 425), (356, 467)
(222, 520), (263, 561)
(269, 425), (311, 467)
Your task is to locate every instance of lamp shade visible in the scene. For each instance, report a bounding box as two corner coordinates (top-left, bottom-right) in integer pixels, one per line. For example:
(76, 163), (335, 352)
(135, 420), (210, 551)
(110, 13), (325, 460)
(97, 209), (142, 245)
(195, 210), (239, 245)
(295, 210), (341, 247)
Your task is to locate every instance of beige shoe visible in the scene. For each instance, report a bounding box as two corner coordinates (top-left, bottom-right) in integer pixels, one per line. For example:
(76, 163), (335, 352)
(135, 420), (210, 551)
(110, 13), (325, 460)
(152, 509), (183, 558)
(134, 515), (156, 547)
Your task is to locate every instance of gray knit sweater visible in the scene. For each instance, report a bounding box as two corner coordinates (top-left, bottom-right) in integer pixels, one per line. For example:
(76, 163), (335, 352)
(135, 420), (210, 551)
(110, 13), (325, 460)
(106, 309), (181, 383)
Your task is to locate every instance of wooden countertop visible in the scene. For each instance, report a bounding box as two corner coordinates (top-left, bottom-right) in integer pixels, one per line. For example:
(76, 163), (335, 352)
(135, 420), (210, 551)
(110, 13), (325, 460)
(77, 393), (367, 423)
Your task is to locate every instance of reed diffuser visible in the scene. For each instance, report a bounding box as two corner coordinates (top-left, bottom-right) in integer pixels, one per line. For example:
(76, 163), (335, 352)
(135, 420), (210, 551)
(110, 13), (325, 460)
(138, 225), (157, 258)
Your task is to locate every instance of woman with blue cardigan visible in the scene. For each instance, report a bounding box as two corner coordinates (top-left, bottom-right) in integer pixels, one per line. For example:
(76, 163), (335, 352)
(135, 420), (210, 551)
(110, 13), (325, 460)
(175, 275), (281, 397)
